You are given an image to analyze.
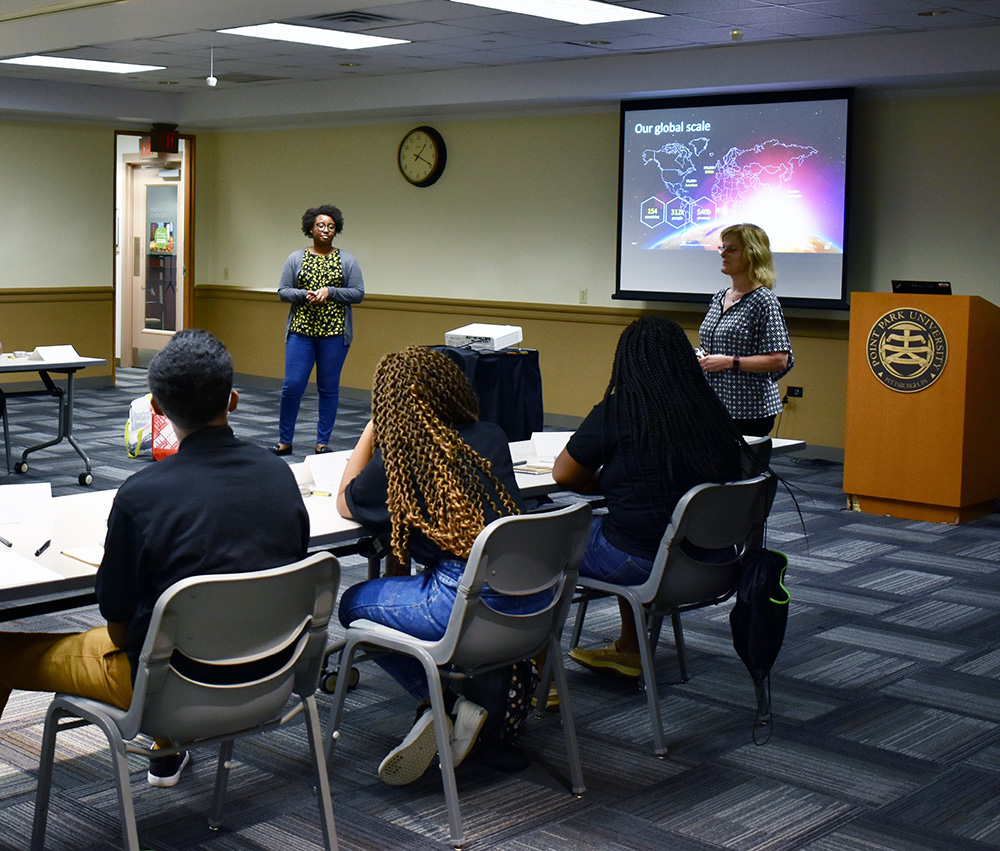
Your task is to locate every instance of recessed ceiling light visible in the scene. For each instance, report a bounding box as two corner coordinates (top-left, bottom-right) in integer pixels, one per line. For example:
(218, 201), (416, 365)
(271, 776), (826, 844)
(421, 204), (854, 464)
(218, 22), (409, 50)
(0, 55), (164, 74)
(448, 0), (662, 25)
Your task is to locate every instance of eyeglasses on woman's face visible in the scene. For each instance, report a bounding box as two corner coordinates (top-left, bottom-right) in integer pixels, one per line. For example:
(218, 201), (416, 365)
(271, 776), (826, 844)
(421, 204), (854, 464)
(314, 222), (337, 232)
(717, 244), (742, 255)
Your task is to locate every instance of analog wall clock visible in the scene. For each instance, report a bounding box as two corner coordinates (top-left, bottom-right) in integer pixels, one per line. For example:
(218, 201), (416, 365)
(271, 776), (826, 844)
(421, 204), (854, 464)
(397, 126), (447, 187)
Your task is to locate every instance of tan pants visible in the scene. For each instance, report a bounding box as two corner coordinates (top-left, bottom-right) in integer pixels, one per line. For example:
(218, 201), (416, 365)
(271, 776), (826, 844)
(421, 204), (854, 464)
(0, 626), (133, 718)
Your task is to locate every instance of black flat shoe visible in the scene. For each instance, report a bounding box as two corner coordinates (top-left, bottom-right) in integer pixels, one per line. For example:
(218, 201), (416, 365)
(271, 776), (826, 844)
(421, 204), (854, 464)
(315, 445), (332, 454)
(270, 444), (293, 456)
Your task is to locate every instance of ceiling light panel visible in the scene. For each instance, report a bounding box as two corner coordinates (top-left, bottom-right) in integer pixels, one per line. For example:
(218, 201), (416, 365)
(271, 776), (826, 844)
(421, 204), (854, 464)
(218, 23), (409, 50)
(448, 0), (663, 25)
(0, 55), (164, 73)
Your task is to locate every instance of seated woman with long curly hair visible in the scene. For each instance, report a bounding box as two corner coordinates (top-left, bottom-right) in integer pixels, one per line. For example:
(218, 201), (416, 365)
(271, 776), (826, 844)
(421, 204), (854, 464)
(337, 346), (535, 785)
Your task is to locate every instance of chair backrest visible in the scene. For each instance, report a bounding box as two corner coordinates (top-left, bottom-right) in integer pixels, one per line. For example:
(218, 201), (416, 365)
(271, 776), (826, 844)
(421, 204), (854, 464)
(434, 501), (592, 672)
(121, 553), (339, 743)
(638, 474), (773, 609)
(742, 436), (772, 477)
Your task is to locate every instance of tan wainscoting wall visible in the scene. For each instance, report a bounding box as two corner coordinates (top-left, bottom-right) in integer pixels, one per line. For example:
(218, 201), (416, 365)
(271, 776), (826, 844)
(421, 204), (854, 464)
(0, 288), (115, 385)
(194, 286), (849, 452)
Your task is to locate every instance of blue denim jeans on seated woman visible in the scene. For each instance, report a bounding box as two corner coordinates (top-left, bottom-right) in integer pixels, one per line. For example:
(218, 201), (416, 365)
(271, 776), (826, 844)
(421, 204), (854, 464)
(279, 333), (349, 446)
(578, 515), (655, 586)
(338, 559), (553, 699)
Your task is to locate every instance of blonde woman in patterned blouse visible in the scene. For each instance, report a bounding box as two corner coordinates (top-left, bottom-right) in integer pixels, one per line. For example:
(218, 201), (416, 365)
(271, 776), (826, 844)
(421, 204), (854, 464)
(698, 223), (793, 437)
(273, 205), (365, 456)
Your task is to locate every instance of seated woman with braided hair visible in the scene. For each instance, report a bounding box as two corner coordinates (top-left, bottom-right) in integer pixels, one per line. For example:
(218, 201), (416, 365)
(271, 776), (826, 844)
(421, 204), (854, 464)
(337, 345), (538, 785)
(553, 315), (746, 679)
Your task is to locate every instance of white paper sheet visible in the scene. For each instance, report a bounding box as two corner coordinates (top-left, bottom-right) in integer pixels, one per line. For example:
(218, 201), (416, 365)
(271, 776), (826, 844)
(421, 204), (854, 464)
(304, 451), (350, 495)
(32, 344), (80, 362)
(530, 431), (572, 463)
(0, 482), (53, 527)
(0, 548), (63, 588)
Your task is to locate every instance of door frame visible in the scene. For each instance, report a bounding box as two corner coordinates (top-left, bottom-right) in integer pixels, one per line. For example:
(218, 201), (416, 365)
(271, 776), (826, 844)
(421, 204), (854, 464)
(115, 132), (195, 367)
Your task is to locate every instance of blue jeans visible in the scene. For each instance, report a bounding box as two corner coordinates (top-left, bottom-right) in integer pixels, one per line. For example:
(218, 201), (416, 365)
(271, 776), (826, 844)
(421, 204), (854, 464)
(339, 559), (552, 699)
(579, 516), (654, 586)
(279, 333), (349, 445)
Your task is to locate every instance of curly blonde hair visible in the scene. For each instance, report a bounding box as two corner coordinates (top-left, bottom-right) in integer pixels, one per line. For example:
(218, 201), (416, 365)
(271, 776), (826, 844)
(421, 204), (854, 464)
(371, 346), (520, 562)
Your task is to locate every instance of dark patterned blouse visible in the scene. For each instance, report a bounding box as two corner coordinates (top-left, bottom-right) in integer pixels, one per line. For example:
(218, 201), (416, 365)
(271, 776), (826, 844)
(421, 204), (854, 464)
(698, 285), (793, 419)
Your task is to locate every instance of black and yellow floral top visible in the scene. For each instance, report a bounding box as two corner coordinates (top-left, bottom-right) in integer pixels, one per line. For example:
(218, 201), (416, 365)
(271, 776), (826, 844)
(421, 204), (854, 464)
(288, 250), (346, 337)
(277, 247), (365, 343)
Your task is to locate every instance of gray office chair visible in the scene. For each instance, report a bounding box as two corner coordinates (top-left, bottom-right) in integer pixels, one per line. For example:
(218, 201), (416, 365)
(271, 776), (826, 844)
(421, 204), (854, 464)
(568, 474), (774, 756)
(325, 501), (592, 849)
(32, 553), (341, 851)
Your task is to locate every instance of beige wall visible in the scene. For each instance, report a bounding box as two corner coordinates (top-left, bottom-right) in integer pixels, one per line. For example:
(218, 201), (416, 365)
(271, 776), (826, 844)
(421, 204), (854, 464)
(5, 91), (1000, 453)
(194, 111), (622, 307)
(0, 289), (115, 383)
(196, 288), (847, 449)
(0, 120), (113, 291)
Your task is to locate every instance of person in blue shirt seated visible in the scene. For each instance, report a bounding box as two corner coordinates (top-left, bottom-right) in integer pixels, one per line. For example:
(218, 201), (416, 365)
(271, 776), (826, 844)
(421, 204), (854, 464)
(553, 315), (745, 678)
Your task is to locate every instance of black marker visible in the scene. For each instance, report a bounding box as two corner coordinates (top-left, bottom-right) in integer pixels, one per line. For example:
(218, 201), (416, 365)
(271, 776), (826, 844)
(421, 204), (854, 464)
(0, 535), (12, 548)
(35, 540), (51, 557)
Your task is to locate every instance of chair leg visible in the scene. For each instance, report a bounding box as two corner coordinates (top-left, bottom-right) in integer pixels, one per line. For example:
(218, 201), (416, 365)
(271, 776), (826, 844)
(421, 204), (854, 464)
(423, 663), (464, 848)
(101, 723), (142, 850)
(625, 594), (668, 757)
(209, 741), (234, 829)
(303, 695), (339, 851)
(33, 705), (140, 850)
(547, 635), (585, 795)
(1, 401), (10, 475)
(30, 707), (61, 850)
(323, 637), (356, 764)
(670, 612), (689, 683)
(568, 597), (589, 649)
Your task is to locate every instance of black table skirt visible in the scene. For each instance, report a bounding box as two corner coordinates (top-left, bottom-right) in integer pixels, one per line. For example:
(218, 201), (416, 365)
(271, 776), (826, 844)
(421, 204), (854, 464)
(432, 346), (543, 442)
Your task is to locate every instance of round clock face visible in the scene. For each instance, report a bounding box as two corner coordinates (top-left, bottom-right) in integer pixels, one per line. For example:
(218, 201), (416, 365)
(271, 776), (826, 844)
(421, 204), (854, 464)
(398, 126), (447, 187)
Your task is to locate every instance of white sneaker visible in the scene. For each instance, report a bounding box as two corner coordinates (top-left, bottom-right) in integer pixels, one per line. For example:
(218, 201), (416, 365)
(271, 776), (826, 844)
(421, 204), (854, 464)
(378, 709), (452, 786)
(450, 696), (488, 767)
(147, 750), (191, 788)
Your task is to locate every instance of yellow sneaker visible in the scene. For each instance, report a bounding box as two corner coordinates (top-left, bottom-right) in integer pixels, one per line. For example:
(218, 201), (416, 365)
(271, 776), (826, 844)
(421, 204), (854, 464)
(569, 643), (641, 678)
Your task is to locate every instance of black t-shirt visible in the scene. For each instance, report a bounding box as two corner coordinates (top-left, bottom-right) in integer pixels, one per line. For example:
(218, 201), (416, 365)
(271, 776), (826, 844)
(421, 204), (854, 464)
(566, 400), (686, 561)
(345, 420), (523, 566)
(96, 426), (310, 678)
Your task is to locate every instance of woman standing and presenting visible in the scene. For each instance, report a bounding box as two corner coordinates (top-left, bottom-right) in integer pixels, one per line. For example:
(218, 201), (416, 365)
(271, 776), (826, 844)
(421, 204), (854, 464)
(698, 223), (793, 437)
(273, 205), (364, 456)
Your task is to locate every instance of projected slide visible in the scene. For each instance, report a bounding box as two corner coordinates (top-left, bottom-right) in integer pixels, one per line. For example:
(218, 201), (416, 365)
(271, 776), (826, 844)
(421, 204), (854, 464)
(617, 91), (851, 308)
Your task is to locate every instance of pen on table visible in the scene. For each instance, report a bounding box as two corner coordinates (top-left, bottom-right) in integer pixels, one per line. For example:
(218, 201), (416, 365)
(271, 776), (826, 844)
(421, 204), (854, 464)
(310, 490), (332, 497)
(35, 539), (51, 557)
(0, 535), (12, 548)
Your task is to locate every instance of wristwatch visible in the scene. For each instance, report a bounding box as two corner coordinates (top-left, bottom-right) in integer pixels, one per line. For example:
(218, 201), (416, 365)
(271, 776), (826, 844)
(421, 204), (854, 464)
(732, 355), (741, 371)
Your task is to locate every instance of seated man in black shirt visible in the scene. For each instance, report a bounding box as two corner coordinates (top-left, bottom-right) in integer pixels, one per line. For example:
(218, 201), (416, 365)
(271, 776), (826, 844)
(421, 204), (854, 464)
(0, 329), (309, 787)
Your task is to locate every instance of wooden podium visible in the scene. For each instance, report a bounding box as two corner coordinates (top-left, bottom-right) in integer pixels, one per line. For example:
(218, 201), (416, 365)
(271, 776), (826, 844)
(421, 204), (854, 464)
(844, 293), (1000, 524)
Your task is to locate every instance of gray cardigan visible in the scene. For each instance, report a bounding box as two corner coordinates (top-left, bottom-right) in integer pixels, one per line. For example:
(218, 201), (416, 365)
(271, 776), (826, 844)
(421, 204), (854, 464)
(277, 247), (365, 345)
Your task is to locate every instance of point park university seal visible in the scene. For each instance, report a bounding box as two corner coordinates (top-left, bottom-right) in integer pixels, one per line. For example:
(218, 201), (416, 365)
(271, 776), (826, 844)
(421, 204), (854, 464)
(866, 308), (947, 393)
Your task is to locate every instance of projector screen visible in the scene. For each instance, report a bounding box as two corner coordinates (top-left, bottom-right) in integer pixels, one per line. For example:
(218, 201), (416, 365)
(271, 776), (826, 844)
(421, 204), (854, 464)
(615, 89), (852, 310)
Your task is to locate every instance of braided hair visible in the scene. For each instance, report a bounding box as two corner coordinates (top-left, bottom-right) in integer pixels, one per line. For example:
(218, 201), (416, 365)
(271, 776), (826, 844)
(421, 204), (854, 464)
(371, 346), (520, 563)
(604, 315), (743, 494)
